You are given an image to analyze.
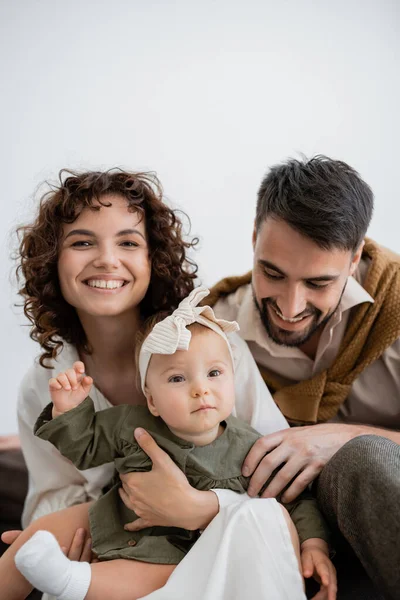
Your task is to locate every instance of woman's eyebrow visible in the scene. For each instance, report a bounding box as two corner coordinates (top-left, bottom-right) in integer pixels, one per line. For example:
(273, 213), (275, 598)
(64, 228), (146, 240)
(64, 229), (95, 239)
(116, 229), (146, 241)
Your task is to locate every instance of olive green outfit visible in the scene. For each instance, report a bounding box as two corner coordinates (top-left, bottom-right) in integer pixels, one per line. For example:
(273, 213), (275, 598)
(35, 398), (329, 564)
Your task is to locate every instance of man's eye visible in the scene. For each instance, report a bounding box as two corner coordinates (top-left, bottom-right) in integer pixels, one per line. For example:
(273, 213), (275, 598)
(265, 271), (283, 280)
(306, 281), (329, 290)
(168, 375), (185, 383)
(208, 369), (221, 378)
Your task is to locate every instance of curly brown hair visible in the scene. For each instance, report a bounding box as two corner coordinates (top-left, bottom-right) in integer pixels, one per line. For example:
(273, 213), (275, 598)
(17, 169), (198, 366)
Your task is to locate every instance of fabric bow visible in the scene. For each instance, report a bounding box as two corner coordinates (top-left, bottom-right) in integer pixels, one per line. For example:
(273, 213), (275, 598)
(139, 286), (239, 391)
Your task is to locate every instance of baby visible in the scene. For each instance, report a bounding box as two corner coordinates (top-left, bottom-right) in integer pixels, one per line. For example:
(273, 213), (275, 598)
(7, 287), (335, 599)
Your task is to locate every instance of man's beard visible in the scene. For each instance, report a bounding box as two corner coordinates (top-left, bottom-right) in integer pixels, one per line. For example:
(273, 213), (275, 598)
(252, 288), (344, 348)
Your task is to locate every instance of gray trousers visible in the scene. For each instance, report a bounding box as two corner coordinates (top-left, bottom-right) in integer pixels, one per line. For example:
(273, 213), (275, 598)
(316, 434), (400, 600)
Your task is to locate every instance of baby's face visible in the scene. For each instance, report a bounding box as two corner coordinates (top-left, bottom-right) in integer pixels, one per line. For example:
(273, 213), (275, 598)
(144, 327), (235, 443)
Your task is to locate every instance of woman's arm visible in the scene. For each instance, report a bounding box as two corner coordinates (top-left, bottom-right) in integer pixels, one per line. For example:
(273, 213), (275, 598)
(18, 366), (114, 526)
(121, 428), (220, 532)
(229, 332), (288, 435)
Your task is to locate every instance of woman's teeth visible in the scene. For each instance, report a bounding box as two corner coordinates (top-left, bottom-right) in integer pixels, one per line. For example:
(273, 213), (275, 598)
(87, 280), (124, 289)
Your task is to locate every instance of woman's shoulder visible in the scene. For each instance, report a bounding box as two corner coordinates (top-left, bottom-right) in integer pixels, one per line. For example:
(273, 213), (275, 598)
(19, 343), (79, 406)
(227, 331), (253, 366)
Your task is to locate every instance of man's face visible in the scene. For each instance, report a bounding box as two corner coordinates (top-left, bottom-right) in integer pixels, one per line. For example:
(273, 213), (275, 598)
(252, 218), (363, 347)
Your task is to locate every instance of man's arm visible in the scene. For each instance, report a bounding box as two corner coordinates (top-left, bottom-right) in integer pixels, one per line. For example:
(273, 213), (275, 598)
(243, 422), (400, 502)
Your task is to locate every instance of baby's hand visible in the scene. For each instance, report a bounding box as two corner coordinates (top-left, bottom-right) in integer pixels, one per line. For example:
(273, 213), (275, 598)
(301, 538), (337, 600)
(49, 361), (93, 418)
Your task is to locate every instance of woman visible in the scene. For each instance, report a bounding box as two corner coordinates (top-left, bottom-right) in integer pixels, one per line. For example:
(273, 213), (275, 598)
(2, 168), (291, 599)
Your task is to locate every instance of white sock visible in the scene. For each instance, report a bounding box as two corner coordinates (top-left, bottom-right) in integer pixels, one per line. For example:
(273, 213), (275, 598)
(15, 530), (92, 600)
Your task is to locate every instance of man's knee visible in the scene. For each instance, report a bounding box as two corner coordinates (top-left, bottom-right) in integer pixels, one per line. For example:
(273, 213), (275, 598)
(320, 434), (400, 487)
(317, 433), (400, 524)
(315, 435), (400, 599)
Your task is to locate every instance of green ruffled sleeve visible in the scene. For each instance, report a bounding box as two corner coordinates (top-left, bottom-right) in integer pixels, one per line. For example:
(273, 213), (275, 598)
(34, 397), (131, 470)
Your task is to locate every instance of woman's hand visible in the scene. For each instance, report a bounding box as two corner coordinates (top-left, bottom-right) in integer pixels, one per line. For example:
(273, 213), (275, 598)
(301, 538), (337, 600)
(1, 528), (95, 562)
(120, 428), (219, 532)
(60, 527), (94, 562)
(1, 530), (22, 546)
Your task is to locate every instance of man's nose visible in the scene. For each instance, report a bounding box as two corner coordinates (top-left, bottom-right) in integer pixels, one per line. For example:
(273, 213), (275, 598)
(276, 285), (307, 319)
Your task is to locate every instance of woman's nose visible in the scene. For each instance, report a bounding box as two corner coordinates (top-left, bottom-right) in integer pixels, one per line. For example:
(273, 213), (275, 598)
(92, 246), (121, 269)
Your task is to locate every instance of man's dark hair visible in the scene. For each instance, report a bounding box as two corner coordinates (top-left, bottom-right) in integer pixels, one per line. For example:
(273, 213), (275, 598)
(255, 155), (374, 251)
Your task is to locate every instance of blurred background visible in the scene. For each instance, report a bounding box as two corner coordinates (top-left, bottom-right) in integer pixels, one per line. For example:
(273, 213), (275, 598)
(1, 0), (399, 434)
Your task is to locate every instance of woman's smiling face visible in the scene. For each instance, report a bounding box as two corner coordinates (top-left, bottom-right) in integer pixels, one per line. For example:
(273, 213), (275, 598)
(57, 194), (152, 320)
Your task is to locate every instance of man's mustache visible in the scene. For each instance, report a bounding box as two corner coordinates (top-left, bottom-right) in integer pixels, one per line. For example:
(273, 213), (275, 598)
(261, 297), (321, 321)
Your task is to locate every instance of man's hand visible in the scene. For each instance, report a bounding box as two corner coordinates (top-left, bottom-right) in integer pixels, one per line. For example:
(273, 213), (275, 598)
(243, 423), (363, 502)
(301, 538), (337, 600)
(120, 428), (219, 532)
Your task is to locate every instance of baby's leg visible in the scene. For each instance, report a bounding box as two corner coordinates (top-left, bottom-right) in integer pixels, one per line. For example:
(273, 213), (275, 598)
(87, 560), (175, 600)
(0, 501), (175, 600)
(15, 530), (175, 600)
(0, 502), (92, 599)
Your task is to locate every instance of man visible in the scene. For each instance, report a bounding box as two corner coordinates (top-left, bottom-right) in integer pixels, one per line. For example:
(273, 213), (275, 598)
(209, 155), (400, 600)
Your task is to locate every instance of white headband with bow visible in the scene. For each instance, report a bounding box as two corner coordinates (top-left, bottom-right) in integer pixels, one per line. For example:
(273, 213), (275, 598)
(138, 286), (239, 392)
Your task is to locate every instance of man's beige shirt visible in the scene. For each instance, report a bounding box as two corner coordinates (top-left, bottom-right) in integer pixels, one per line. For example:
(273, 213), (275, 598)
(214, 258), (400, 428)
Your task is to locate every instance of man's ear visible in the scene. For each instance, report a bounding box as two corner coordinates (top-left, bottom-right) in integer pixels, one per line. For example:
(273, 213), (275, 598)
(145, 388), (160, 417)
(349, 240), (365, 277)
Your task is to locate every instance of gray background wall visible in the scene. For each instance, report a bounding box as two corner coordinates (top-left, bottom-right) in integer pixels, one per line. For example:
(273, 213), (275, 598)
(1, 0), (399, 434)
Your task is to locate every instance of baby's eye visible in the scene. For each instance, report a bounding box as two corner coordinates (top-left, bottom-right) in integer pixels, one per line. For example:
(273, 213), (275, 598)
(208, 369), (221, 378)
(168, 375), (185, 383)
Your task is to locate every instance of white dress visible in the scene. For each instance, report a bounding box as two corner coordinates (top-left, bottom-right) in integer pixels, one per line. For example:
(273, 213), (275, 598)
(18, 334), (305, 599)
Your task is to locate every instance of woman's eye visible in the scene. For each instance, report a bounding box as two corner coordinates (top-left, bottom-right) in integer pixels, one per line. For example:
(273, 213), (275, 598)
(71, 240), (92, 248)
(168, 375), (185, 383)
(120, 241), (139, 248)
(208, 369), (221, 378)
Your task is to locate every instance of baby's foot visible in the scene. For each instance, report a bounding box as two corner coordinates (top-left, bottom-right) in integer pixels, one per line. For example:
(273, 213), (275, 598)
(15, 530), (91, 600)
